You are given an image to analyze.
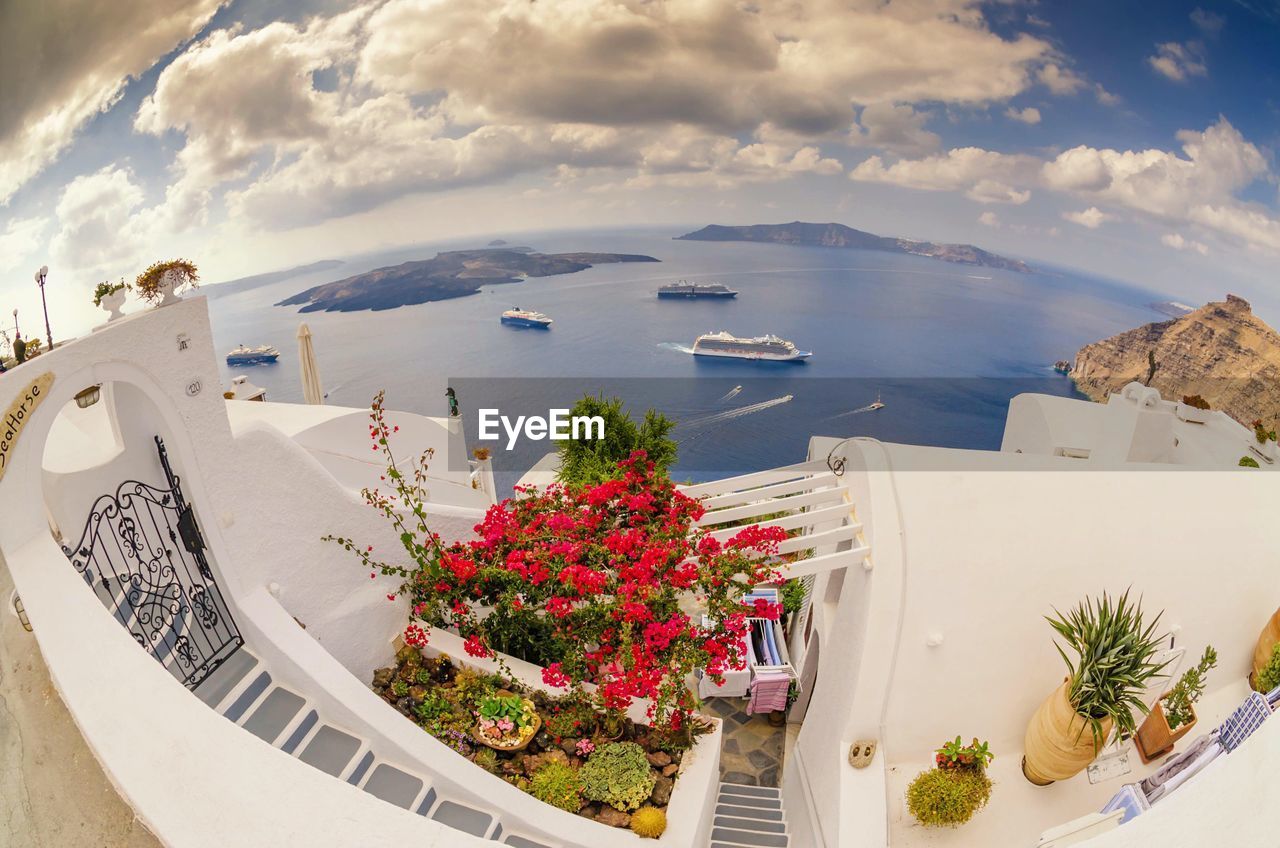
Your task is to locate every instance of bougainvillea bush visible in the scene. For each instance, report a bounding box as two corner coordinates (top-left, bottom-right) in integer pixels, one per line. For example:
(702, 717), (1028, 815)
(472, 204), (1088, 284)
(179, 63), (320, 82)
(329, 392), (788, 737)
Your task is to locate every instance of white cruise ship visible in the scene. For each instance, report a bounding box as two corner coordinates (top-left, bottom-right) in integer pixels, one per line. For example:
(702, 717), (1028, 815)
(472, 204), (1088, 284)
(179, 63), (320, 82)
(691, 330), (811, 361)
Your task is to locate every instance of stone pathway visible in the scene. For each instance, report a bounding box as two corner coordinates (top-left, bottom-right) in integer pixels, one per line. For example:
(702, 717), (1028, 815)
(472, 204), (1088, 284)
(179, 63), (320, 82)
(702, 697), (787, 787)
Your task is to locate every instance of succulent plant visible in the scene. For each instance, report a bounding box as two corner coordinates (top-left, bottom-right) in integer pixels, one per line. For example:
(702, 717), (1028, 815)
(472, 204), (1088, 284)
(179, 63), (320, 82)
(630, 806), (667, 838)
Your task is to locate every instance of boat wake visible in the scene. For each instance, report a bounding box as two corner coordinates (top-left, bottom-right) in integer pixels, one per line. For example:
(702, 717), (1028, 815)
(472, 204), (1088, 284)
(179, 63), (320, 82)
(658, 342), (696, 355)
(681, 395), (794, 430)
(719, 385), (743, 402)
(830, 403), (880, 419)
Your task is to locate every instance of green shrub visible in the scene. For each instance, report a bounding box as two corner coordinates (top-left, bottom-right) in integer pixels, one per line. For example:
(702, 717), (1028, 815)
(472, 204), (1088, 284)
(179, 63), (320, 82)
(473, 747), (500, 774)
(906, 767), (993, 827)
(631, 806), (667, 838)
(1256, 643), (1280, 693)
(579, 742), (656, 812)
(1240, 456), (1260, 468)
(556, 394), (676, 485)
(780, 580), (807, 615)
(1163, 646), (1216, 730)
(530, 761), (583, 812)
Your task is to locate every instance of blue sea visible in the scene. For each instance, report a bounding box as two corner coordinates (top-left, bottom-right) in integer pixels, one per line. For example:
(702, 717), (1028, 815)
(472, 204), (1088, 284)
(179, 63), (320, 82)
(206, 227), (1165, 488)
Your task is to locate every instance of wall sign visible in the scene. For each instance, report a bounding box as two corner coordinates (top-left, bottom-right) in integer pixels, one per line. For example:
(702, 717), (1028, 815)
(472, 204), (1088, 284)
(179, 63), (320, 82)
(0, 371), (55, 482)
(186, 379), (202, 397)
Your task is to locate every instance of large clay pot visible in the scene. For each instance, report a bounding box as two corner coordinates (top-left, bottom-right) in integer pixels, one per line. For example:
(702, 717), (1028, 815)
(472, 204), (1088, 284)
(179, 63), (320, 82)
(1252, 607), (1280, 685)
(1022, 681), (1111, 785)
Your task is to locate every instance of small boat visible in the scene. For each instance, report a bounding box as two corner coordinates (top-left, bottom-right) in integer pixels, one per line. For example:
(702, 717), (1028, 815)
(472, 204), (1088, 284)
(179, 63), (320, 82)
(691, 331), (810, 362)
(226, 344), (280, 365)
(501, 308), (552, 329)
(868, 393), (885, 411)
(657, 281), (738, 299)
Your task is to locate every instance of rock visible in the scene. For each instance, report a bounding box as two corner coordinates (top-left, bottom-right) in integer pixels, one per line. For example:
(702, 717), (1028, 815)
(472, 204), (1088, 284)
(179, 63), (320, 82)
(579, 803), (599, 819)
(661, 764), (678, 777)
(650, 774), (674, 806)
(646, 751), (673, 768)
(1071, 295), (1280, 426)
(371, 668), (395, 689)
(595, 806), (632, 828)
(559, 739), (579, 758)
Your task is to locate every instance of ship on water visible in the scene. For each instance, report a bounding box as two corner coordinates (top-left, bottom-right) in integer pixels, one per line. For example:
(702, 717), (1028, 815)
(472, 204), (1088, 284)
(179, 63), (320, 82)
(657, 281), (738, 299)
(501, 307), (553, 329)
(691, 330), (811, 361)
(226, 344), (280, 365)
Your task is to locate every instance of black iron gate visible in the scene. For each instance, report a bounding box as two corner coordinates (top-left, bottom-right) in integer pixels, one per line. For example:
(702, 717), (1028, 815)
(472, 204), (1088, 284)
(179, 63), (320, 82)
(62, 436), (242, 690)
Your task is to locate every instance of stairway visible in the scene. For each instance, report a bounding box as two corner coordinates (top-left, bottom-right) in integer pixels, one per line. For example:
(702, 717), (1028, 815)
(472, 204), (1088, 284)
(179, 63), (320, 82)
(679, 460), (868, 579)
(194, 649), (553, 847)
(710, 783), (790, 848)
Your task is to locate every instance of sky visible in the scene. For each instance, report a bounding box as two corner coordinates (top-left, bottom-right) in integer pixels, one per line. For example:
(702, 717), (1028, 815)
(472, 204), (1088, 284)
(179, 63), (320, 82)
(1, 0), (1279, 338)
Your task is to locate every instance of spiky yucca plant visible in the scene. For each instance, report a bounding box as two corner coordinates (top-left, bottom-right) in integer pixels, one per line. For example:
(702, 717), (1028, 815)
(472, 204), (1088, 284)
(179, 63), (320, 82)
(1048, 589), (1169, 750)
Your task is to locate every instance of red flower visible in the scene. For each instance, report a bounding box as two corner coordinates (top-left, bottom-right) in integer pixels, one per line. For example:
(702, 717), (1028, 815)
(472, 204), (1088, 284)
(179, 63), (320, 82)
(542, 662), (570, 688)
(404, 624), (428, 648)
(463, 634), (491, 658)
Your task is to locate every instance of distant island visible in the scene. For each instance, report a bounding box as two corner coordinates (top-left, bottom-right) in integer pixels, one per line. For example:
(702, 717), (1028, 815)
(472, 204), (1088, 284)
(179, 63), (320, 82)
(278, 249), (658, 313)
(207, 259), (345, 299)
(1071, 294), (1280, 425)
(676, 222), (1032, 273)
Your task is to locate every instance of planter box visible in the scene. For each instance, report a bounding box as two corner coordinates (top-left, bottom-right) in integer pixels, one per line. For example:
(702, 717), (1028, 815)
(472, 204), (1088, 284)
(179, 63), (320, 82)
(1175, 402), (1211, 424)
(1135, 698), (1196, 764)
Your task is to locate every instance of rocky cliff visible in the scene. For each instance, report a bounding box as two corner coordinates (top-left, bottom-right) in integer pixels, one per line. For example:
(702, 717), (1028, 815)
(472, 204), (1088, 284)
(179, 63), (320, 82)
(1071, 294), (1280, 425)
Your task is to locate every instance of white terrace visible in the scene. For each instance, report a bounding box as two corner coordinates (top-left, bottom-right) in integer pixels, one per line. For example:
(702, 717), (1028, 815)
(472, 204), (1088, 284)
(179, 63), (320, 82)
(2, 294), (1278, 848)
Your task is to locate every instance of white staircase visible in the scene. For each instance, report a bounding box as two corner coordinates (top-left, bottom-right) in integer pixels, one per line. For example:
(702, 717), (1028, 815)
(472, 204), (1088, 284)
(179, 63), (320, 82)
(711, 783), (789, 848)
(680, 460), (868, 579)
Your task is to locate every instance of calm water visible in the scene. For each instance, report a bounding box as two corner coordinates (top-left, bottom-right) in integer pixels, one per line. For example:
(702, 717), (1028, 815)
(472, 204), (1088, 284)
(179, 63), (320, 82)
(206, 227), (1164, 486)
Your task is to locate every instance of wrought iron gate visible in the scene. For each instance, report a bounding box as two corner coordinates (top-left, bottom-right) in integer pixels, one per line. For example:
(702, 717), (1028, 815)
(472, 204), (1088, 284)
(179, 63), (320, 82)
(62, 436), (242, 690)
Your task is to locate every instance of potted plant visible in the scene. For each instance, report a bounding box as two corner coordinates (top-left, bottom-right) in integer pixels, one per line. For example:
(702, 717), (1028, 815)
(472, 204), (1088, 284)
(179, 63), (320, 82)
(135, 258), (199, 307)
(1251, 419), (1277, 462)
(1023, 590), (1168, 785)
(93, 280), (129, 321)
(1135, 646), (1217, 762)
(1254, 644), (1280, 694)
(1252, 608), (1280, 688)
(1176, 394), (1212, 424)
(906, 737), (994, 827)
(473, 692), (540, 751)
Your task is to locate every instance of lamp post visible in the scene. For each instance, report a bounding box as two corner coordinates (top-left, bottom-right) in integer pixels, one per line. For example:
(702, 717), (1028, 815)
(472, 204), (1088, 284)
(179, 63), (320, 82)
(34, 266), (52, 351)
(12, 308), (18, 338)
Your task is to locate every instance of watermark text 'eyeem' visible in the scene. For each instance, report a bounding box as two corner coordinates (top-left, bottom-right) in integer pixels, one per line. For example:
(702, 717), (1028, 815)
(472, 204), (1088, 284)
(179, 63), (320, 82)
(477, 408), (604, 450)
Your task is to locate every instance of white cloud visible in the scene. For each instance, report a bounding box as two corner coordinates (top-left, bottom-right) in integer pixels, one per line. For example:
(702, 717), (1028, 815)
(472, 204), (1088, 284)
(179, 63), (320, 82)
(849, 147), (1038, 204)
(48, 166), (150, 277)
(0, 216), (49, 269)
(1190, 8), (1225, 37)
(1161, 233), (1209, 255)
(1148, 42), (1208, 81)
(978, 211), (1000, 228)
(1005, 106), (1041, 125)
(849, 103), (941, 155)
(1037, 63), (1087, 95)
(1062, 207), (1114, 229)
(0, 0), (224, 204)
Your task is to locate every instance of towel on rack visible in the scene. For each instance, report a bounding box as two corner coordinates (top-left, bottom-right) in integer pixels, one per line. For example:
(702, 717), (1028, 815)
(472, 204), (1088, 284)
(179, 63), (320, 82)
(748, 670), (791, 714)
(1139, 731), (1217, 796)
(1217, 691), (1272, 753)
(1144, 742), (1224, 804)
(1099, 783), (1148, 824)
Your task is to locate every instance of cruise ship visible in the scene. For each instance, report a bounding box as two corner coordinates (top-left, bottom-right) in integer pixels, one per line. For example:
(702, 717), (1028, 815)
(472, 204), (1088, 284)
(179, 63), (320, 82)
(657, 281), (738, 299)
(691, 330), (811, 361)
(225, 344), (280, 365)
(500, 308), (553, 329)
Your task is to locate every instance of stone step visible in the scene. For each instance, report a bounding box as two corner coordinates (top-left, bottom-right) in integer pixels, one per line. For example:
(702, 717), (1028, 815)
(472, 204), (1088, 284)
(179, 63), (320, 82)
(710, 827), (790, 848)
(715, 802), (786, 822)
(715, 815), (788, 834)
(719, 782), (782, 799)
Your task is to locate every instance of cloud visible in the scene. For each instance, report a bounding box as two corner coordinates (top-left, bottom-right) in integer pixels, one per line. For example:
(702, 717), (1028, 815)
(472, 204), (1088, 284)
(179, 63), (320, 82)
(1037, 63), (1087, 95)
(1190, 8), (1225, 36)
(849, 103), (941, 155)
(0, 216), (49, 269)
(0, 0), (223, 204)
(1162, 233), (1209, 255)
(1062, 207), (1114, 229)
(978, 211), (1000, 228)
(48, 166), (150, 277)
(849, 147), (1038, 204)
(1005, 106), (1041, 125)
(1148, 41), (1208, 81)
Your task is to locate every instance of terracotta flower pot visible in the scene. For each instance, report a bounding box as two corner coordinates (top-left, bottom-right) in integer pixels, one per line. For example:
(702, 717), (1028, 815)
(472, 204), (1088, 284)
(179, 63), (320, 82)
(1252, 607), (1280, 687)
(473, 711), (541, 752)
(1135, 698), (1196, 764)
(1022, 681), (1112, 786)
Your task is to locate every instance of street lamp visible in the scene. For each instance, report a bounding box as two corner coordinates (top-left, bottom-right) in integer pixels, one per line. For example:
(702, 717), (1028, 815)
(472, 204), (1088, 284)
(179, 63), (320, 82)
(34, 265), (51, 351)
(11, 308), (18, 338)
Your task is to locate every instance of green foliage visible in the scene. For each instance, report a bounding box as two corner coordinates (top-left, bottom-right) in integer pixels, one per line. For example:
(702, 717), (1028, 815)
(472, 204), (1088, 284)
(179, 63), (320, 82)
(1241, 456), (1261, 468)
(391, 680), (409, 698)
(1256, 644), (1280, 694)
(1180, 394), (1211, 410)
(906, 767), (993, 827)
(1047, 589), (1169, 750)
(451, 669), (499, 709)
(780, 580), (807, 615)
(530, 761), (583, 812)
(483, 603), (565, 667)
(414, 690), (454, 725)
(555, 394), (677, 485)
(478, 694), (537, 730)
(630, 806), (668, 838)
(12, 337), (26, 363)
(472, 747), (500, 774)
(1162, 646), (1217, 730)
(1253, 419), (1277, 445)
(135, 258), (199, 303)
(93, 280), (127, 306)
(544, 694), (598, 739)
(579, 742), (656, 812)
(935, 737), (994, 771)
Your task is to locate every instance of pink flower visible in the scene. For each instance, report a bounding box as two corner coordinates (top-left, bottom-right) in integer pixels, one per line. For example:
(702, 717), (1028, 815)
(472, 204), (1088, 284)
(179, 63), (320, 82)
(464, 633), (491, 658)
(542, 662), (571, 689)
(575, 738), (596, 756)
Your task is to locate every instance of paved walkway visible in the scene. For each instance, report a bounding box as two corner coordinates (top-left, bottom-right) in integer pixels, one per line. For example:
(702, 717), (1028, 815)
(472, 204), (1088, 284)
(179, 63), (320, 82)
(0, 555), (161, 848)
(702, 697), (787, 787)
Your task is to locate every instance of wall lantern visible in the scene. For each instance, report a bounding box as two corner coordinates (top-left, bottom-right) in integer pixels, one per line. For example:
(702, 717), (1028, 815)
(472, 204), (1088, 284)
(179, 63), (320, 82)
(74, 384), (102, 409)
